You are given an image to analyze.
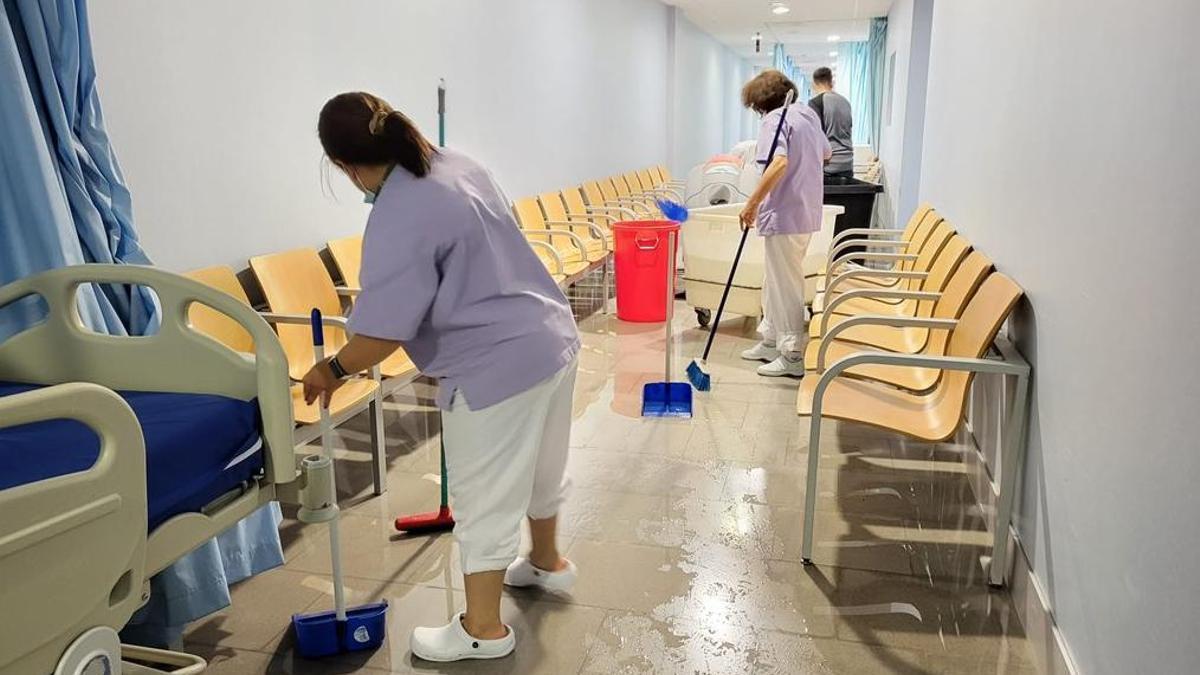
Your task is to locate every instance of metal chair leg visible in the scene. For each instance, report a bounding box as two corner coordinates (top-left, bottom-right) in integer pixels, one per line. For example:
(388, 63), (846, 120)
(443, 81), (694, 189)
(989, 370), (1031, 587)
(368, 367), (388, 496)
(801, 407), (824, 564)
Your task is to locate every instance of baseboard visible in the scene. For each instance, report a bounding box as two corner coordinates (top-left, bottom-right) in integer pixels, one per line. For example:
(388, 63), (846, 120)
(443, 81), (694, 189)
(958, 420), (1079, 675)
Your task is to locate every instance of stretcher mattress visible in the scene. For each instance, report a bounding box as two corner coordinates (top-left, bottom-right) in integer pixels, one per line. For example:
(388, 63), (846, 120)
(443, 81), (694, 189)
(0, 382), (264, 529)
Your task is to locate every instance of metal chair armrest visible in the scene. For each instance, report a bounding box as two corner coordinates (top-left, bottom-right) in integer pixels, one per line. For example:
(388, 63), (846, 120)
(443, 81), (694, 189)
(817, 316), (958, 370)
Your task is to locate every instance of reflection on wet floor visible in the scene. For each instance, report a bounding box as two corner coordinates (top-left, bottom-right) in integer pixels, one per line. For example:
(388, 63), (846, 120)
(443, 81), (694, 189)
(182, 302), (1040, 674)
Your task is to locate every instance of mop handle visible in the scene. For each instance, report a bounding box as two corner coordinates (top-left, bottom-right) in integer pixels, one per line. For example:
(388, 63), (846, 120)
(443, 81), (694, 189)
(699, 90), (794, 361)
(665, 230), (675, 383)
(310, 309), (347, 622)
(439, 428), (450, 508)
(437, 78), (446, 148)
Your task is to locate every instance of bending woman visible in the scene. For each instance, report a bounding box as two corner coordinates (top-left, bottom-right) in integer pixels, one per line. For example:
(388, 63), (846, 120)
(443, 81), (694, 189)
(302, 92), (580, 662)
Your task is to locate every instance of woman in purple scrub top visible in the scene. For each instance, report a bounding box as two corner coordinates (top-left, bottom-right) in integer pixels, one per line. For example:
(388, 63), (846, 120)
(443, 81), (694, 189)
(302, 92), (580, 663)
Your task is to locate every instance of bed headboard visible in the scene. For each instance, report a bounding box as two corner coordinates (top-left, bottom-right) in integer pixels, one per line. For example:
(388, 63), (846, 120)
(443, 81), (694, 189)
(0, 264), (295, 484)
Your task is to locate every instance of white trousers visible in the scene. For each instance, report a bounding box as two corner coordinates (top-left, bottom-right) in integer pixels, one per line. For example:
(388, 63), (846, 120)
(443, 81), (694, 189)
(442, 358), (577, 575)
(758, 233), (811, 357)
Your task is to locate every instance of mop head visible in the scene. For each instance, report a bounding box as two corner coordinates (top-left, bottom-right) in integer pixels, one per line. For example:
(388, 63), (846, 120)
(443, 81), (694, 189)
(686, 359), (711, 391)
(394, 505), (455, 534)
(656, 198), (689, 223)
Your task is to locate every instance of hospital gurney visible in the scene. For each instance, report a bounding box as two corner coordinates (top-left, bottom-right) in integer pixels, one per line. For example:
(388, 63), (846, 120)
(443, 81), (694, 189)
(0, 264), (302, 675)
(680, 204), (845, 326)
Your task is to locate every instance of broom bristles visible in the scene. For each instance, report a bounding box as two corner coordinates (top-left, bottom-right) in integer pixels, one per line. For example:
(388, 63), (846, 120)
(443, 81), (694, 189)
(686, 359), (711, 391)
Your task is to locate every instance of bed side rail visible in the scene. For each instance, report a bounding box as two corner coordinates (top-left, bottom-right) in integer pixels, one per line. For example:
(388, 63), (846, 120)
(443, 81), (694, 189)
(0, 264), (295, 484)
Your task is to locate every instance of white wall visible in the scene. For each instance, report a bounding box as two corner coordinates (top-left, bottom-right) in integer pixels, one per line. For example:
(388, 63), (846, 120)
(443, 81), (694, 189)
(919, 2), (1200, 674)
(89, 0), (673, 271)
(668, 9), (753, 176)
(875, 0), (933, 227)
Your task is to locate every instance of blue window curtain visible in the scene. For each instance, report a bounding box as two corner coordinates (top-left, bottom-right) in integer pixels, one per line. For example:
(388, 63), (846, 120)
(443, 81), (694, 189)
(2, 0), (284, 648)
(836, 42), (873, 146)
(772, 43), (810, 102)
(1, 0), (157, 338)
(867, 16), (889, 154)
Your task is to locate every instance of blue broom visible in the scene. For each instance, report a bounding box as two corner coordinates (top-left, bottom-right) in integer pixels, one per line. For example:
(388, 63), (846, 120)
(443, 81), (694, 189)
(686, 90), (795, 392)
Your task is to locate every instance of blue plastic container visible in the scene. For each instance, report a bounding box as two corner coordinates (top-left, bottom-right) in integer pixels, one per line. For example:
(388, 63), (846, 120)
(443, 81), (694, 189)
(292, 601), (389, 659)
(641, 382), (693, 418)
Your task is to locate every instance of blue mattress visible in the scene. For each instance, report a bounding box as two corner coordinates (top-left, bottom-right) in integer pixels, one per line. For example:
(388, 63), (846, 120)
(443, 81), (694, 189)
(0, 382), (264, 529)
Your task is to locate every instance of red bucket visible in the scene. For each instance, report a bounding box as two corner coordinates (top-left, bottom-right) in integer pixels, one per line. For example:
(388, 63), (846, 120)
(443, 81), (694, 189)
(612, 220), (679, 322)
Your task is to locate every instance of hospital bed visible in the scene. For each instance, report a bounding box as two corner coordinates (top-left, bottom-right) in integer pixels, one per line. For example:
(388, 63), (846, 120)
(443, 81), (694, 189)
(0, 264), (300, 675)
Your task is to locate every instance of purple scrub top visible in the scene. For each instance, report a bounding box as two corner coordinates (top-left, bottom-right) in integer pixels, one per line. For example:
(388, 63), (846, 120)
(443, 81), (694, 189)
(754, 104), (832, 236)
(347, 148), (580, 411)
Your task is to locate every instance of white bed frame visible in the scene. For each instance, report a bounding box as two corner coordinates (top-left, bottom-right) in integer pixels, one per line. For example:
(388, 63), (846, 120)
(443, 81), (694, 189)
(0, 264), (299, 675)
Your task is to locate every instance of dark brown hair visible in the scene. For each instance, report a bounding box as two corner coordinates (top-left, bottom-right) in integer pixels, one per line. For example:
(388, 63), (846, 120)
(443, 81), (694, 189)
(318, 92), (437, 178)
(741, 69), (798, 114)
(813, 67), (834, 86)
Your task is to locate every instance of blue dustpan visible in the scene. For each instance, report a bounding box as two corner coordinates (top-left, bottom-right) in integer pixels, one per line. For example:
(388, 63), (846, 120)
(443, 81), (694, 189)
(642, 382), (693, 418)
(293, 602), (389, 658)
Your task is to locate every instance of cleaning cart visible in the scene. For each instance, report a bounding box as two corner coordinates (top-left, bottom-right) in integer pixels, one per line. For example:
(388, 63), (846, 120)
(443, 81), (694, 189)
(680, 203), (845, 326)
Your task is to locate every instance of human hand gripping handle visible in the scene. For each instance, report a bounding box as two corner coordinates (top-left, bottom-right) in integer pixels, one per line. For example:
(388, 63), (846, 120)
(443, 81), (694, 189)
(302, 308), (340, 408)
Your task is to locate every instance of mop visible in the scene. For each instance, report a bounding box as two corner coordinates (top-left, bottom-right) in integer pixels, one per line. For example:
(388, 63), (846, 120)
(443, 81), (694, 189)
(686, 90), (795, 392)
(394, 77), (456, 535)
(292, 309), (388, 658)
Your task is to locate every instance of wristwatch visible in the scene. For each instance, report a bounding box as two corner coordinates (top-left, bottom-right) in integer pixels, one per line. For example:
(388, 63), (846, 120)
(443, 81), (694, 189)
(327, 355), (350, 380)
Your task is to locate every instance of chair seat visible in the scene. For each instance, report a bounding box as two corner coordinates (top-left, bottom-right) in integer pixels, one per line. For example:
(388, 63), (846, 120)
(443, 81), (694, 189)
(803, 340), (941, 391)
(797, 375), (957, 442)
(291, 377), (380, 426)
(808, 316), (931, 353)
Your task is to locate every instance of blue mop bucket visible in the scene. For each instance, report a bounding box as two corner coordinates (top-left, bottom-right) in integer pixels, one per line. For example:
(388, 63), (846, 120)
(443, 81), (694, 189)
(293, 602), (389, 659)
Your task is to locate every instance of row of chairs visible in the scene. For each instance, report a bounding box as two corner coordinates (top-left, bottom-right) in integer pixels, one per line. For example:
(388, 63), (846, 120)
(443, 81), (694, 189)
(795, 204), (1033, 588)
(180, 165), (685, 496)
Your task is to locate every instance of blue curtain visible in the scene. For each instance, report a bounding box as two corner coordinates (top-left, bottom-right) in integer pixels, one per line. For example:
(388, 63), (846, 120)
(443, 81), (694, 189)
(837, 41), (873, 145)
(867, 17), (889, 154)
(2, 0), (284, 648)
(1, 0), (157, 338)
(772, 43), (810, 103)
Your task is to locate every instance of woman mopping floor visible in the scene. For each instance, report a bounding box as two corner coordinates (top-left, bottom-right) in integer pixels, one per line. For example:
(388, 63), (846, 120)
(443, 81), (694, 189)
(302, 92), (580, 662)
(737, 70), (832, 378)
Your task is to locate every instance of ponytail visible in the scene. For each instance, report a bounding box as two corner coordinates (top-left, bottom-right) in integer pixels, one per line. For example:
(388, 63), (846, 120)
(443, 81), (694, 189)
(318, 92), (438, 178)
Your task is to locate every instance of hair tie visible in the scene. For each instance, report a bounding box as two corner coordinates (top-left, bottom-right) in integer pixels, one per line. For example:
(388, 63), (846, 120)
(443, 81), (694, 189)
(368, 107), (392, 136)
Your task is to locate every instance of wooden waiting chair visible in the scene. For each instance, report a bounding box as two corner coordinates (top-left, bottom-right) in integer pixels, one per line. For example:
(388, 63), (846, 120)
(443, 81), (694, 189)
(559, 187), (616, 247)
(813, 204), (939, 297)
(580, 180), (645, 223)
(804, 251), (994, 391)
(798, 272), (1030, 588)
(511, 197), (593, 282)
(183, 265), (384, 484)
(327, 235), (364, 289)
(811, 219), (960, 341)
(249, 249), (421, 494)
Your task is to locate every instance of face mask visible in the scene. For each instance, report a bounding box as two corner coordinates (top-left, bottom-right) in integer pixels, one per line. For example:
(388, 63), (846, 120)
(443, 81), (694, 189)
(344, 166), (378, 204)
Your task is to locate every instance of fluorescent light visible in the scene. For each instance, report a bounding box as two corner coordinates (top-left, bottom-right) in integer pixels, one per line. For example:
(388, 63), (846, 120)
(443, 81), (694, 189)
(827, 35), (840, 42)
(771, 3), (790, 14)
(829, 51), (838, 57)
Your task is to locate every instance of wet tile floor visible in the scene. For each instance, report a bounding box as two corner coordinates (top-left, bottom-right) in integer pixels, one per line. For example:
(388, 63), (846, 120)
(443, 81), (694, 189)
(183, 303), (1038, 674)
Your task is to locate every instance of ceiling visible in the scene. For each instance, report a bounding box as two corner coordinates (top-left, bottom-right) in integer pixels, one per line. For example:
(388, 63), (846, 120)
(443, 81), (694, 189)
(664, 0), (892, 73)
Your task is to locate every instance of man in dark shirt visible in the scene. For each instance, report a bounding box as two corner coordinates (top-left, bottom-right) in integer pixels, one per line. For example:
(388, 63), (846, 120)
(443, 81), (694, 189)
(808, 67), (854, 180)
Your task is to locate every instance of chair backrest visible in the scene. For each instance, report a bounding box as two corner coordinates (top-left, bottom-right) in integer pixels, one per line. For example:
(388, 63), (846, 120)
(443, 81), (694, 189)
(912, 235), (971, 314)
(932, 251), (993, 322)
(183, 266), (254, 354)
(903, 204), (935, 240)
(581, 181), (607, 206)
(538, 191), (592, 239)
(249, 249), (345, 380)
(624, 171), (645, 192)
(657, 165), (673, 182)
(899, 211), (946, 273)
(561, 186), (591, 217)
(637, 169), (657, 191)
(597, 179), (620, 204)
(610, 176), (632, 199)
(906, 219), (955, 282)
(512, 197), (547, 230)
(327, 235), (363, 288)
(928, 273), (1024, 439)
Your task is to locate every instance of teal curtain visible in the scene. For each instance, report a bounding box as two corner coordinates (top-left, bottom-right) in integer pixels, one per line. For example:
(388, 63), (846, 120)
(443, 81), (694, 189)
(867, 17), (889, 154)
(772, 44), (810, 102)
(837, 42), (872, 145)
